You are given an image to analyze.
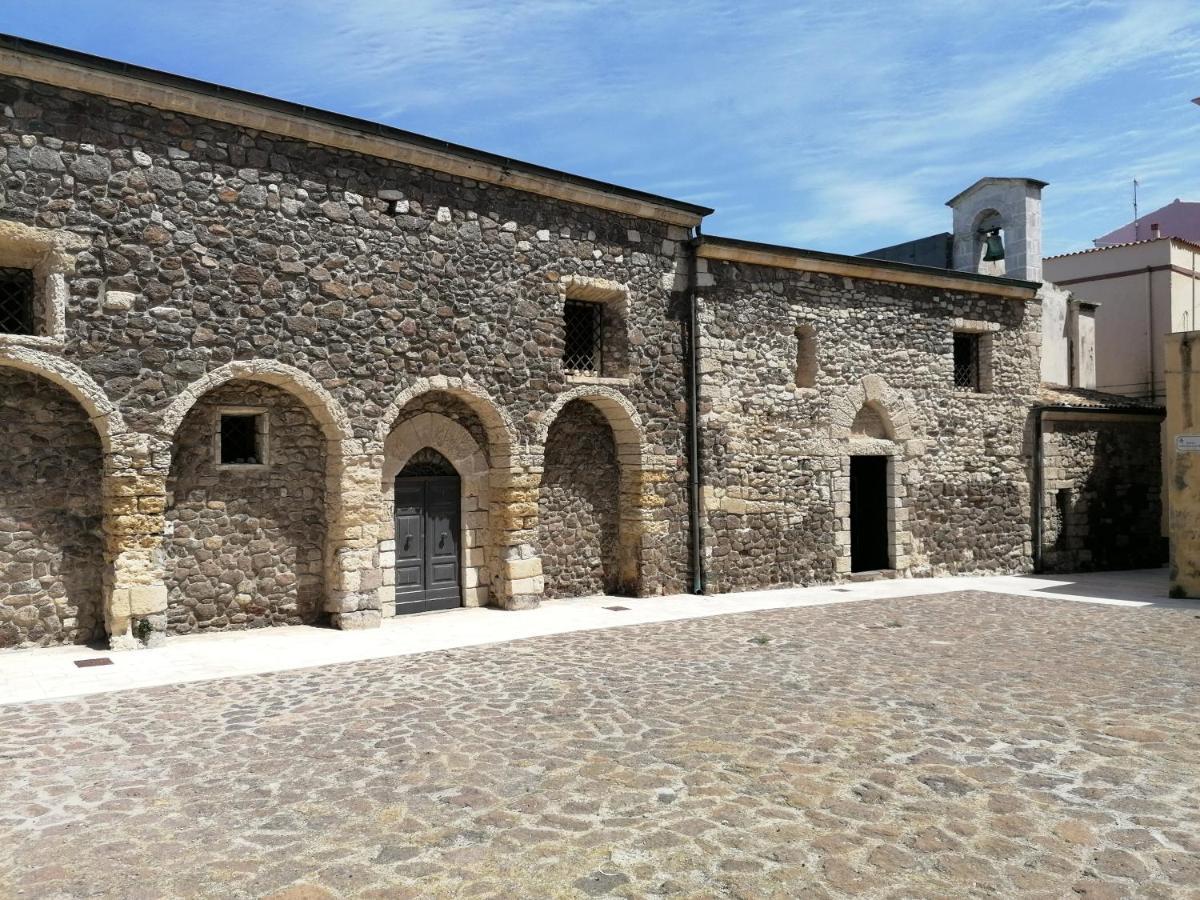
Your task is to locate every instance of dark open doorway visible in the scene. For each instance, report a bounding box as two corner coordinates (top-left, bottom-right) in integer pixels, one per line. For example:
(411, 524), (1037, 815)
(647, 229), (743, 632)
(850, 455), (890, 572)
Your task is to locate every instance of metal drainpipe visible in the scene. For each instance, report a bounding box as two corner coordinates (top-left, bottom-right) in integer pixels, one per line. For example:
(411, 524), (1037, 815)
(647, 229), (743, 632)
(685, 229), (706, 594)
(1147, 266), (1157, 402)
(1031, 404), (1164, 572)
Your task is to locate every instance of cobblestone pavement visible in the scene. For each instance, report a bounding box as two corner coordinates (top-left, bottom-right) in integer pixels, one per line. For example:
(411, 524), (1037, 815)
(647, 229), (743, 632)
(2, 591), (1199, 899)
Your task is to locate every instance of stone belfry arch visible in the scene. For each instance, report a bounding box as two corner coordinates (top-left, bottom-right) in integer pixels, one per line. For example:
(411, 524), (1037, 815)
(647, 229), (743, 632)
(947, 177), (1047, 282)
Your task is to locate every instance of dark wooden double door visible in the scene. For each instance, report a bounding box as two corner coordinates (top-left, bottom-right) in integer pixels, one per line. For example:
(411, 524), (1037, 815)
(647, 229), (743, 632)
(393, 473), (462, 614)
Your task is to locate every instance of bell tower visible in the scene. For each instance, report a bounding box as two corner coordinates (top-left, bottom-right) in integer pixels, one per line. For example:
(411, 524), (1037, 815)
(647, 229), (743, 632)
(946, 177), (1047, 283)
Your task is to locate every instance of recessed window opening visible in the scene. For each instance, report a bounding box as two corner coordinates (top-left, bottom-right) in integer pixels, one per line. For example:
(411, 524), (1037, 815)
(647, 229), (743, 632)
(795, 325), (817, 388)
(220, 413), (263, 465)
(563, 299), (603, 374)
(0, 266), (36, 335)
(953, 333), (981, 392)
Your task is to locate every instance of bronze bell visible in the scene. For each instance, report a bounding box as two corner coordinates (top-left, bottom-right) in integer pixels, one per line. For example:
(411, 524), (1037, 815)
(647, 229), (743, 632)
(982, 228), (1005, 261)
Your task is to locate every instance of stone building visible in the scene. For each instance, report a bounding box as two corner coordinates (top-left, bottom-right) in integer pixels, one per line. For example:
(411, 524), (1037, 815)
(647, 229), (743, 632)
(864, 177), (1167, 575)
(0, 36), (1098, 652)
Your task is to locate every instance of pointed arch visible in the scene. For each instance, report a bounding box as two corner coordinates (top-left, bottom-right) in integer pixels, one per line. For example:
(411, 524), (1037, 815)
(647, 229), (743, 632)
(851, 399), (895, 441)
(829, 374), (915, 444)
(828, 375), (919, 580)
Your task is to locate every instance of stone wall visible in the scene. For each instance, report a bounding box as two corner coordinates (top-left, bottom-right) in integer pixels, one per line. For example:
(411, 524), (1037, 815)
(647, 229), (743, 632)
(0, 66), (1082, 649)
(539, 400), (622, 597)
(164, 382), (326, 633)
(699, 261), (1040, 592)
(0, 369), (104, 648)
(388, 393), (492, 465)
(0, 71), (693, 638)
(1041, 416), (1165, 573)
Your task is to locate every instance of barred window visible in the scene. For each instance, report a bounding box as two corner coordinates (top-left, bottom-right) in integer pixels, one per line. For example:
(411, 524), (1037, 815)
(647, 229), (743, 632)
(219, 413), (264, 465)
(953, 332), (981, 392)
(0, 266), (36, 335)
(563, 299), (603, 374)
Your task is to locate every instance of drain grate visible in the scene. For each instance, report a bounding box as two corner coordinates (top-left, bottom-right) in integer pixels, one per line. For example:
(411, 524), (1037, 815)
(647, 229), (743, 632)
(74, 657), (113, 668)
(832, 588), (853, 592)
(604, 606), (630, 612)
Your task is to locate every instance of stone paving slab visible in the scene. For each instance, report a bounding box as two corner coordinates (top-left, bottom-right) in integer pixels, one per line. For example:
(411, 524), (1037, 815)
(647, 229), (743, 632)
(2, 589), (1199, 898)
(0, 568), (1175, 706)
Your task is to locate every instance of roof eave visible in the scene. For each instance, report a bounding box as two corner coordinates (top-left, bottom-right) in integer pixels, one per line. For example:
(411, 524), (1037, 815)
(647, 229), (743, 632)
(697, 235), (1041, 300)
(0, 33), (714, 227)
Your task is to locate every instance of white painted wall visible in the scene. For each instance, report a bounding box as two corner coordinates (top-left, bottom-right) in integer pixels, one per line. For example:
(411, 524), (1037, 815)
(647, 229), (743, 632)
(1044, 240), (1176, 400)
(1039, 283), (1070, 386)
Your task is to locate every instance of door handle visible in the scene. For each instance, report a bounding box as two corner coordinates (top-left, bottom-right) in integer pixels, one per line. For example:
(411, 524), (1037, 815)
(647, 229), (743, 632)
(403, 535), (411, 550)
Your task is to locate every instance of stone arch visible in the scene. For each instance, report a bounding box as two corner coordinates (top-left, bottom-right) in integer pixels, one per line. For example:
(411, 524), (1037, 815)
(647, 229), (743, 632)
(534, 386), (656, 597)
(828, 375), (920, 578)
(0, 346), (129, 452)
(163, 381), (330, 633)
(377, 378), (539, 610)
(829, 375), (916, 445)
(0, 361), (107, 647)
(379, 412), (491, 612)
(160, 360), (353, 446)
(851, 400), (894, 441)
(0, 348), (167, 651)
(375, 376), (516, 465)
(534, 385), (648, 468)
(158, 360), (379, 631)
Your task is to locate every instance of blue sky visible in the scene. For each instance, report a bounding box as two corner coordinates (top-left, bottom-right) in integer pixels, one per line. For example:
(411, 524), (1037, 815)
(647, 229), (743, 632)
(5, 1), (1200, 256)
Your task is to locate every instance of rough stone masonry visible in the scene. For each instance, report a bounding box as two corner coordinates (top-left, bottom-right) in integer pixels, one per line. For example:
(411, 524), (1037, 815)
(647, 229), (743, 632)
(0, 37), (1154, 651)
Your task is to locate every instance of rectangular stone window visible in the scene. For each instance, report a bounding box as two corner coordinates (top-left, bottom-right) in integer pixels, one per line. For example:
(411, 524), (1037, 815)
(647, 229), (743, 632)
(953, 332), (981, 392)
(563, 299), (603, 374)
(0, 266), (36, 335)
(218, 412), (267, 466)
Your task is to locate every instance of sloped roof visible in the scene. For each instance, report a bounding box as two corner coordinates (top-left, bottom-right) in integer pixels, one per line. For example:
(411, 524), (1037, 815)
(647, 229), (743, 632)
(1038, 385), (1163, 412)
(1093, 198), (1200, 247)
(1044, 235), (1200, 261)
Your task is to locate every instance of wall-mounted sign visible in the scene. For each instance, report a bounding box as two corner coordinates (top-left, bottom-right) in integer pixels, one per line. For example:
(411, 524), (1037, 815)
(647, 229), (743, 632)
(1176, 435), (1200, 453)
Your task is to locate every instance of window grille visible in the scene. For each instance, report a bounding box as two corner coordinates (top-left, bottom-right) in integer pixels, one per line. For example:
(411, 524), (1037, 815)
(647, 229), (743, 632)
(0, 266), (36, 335)
(563, 299), (603, 374)
(220, 414), (262, 465)
(953, 333), (981, 392)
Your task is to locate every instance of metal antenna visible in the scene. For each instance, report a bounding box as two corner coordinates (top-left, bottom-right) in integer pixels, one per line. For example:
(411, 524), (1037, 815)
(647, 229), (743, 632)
(1133, 178), (1140, 241)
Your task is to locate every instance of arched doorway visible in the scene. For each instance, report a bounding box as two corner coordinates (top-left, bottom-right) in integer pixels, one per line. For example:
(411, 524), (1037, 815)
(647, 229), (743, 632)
(393, 448), (462, 614)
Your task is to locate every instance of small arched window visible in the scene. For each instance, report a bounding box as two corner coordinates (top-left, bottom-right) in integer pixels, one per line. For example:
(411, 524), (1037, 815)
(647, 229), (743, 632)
(795, 324), (818, 388)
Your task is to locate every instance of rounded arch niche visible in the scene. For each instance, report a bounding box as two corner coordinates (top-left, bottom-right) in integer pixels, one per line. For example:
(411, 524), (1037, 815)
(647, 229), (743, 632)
(534, 386), (655, 598)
